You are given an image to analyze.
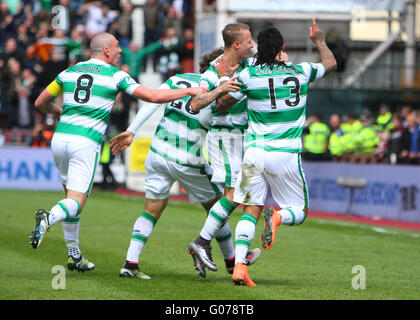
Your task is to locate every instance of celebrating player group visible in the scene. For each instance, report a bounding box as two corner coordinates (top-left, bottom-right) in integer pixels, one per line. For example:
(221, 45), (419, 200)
(29, 18), (336, 287)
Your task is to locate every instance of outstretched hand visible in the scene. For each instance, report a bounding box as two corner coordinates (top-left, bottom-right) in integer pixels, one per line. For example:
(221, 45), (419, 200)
(109, 131), (134, 155)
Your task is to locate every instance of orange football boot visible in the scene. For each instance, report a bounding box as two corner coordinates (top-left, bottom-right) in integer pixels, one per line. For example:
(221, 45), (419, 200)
(232, 263), (256, 287)
(260, 207), (281, 250)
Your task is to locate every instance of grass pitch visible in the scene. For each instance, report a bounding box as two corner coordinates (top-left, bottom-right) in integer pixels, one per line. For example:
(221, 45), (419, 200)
(1, 189), (419, 300)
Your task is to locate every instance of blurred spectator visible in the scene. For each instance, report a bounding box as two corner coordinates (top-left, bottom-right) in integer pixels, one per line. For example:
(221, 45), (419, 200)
(164, 5), (183, 40)
(78, 1), (118, 39)
(0, 1), (15, 43)
(380, 113), (404, 164)
(375, 104), (393, 132)
(399, 105), (412, 128)
(68, 0), (85, 26)
(116, 1), (134, 48)
(26, 22), (55, 64)
(121, 40), (162, 81)
(48, 29), (70, 63)
(354, 114), (380, 163)
(3, 58), (37, 129)
(158, 27), (180, 81)
(0, 37), (25, 68)
(17, 68), (37, 129)
(139, 0), (169, 72)
(338, 114), (360, 162)
(328, 113), (345, 161)
(303, 113), (330, 161)
(171, 0), (192, 29)
(16, 24), (34, 51)
(400, 110), (420, 165)
(66, 27), (85, 65)
(177, 28), (194, 73)
(3, 58), (22, 128)
(341, 113), (362, 134)
(44, 49), (68, 85)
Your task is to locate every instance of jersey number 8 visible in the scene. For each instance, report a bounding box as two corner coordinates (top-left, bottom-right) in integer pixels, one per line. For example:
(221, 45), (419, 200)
(74, 74), (94, 104)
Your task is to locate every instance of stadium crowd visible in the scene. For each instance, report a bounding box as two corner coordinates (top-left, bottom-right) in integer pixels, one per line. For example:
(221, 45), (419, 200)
(0, 0), (419, 165)
(302, 105), (420, 165)
(0, 0), (194, 144)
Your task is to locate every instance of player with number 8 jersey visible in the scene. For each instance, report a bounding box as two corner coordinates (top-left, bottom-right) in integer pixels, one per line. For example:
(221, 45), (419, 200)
(28, 33), (207, 272)
(53, 59), (141, 153)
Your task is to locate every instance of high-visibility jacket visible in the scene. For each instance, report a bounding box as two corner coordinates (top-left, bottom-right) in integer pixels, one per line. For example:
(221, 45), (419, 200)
(376, 111), (393, 132)
(356, 125), (380, 153)
(328, 130), (344, 156)
(304, 122), (330, 154)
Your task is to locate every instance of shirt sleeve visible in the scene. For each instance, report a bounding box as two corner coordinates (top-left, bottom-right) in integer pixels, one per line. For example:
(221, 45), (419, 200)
(54, 70), (65, 87)
(126, 83), (168, 134)
(116, 71), (141, 95)
(198, 106), (212, 130)
(200, 69), (218, 90)
(228, 69), (248, 101)
(301, 62), (325, 82)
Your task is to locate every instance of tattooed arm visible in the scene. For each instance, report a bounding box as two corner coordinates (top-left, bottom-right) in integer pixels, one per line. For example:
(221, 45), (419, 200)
(191, 78), (241, 112)
(309, 18), (337, 75)
(34, 89), (62, 121)
(215, 93), (238, 112)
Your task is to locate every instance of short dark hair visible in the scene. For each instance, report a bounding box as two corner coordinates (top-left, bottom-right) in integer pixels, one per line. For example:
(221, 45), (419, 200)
(222, 23), (250, 48)
(199, 47), (224, 74)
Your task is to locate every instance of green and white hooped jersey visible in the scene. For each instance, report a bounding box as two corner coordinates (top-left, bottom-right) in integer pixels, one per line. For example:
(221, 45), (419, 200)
(151, 73), (212, 168)
(230, 62), (325, 153)
(200, 56), (255, 133)
(54, 58), (140, 152)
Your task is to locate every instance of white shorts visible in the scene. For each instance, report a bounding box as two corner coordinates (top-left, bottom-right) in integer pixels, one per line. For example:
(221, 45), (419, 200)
(145, 150), (222, 203)
(233, 148), (309, 210)
(207, 130), (244, 188)
(51, 133), (100, 196)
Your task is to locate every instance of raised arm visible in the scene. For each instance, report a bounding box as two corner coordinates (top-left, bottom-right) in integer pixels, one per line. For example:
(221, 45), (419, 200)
(309, 18), (337, 75)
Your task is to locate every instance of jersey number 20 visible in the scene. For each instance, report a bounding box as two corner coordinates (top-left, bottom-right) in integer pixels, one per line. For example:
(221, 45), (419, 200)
(169, 80), (198, 115)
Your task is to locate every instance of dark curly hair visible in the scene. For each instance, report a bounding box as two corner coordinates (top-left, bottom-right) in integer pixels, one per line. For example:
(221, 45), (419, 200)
(199, 47), (224, 74)
(254, 27), (285, 70)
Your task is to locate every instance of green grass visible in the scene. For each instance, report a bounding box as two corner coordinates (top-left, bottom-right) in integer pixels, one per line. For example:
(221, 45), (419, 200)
(1, 189), (420, 300)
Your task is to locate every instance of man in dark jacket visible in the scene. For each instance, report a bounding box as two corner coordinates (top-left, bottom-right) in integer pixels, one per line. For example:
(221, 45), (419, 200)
(400, 110), (420, 164)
